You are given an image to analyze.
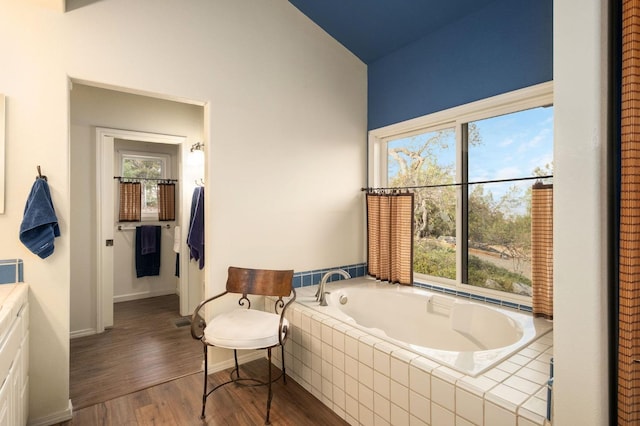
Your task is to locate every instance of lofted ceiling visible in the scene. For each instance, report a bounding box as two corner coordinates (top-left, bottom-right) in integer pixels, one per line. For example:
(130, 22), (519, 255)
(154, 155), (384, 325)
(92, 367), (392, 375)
(288, 0), (499, 64)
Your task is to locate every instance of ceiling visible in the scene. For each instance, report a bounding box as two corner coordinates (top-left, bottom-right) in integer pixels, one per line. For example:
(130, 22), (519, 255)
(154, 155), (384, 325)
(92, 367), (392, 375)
(288, 0), (499, 64)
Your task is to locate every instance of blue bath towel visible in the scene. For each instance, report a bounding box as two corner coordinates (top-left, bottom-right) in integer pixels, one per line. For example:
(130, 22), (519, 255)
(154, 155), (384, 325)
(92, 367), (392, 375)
(135, 226), (161, 278)
(140, 225), (157, 255)
(187, 187), (204, 269)
(19, 178), (60, 259)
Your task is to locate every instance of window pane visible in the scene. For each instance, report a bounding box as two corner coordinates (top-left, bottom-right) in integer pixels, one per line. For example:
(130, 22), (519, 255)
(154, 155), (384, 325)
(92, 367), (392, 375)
(466, 107), (553, 295)
(387, 128), (456, 280)
(122, 156), (164, 215)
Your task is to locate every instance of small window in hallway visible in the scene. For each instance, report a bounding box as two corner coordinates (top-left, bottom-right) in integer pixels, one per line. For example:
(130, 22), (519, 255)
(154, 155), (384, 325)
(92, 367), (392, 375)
(121, 152), (169, 220)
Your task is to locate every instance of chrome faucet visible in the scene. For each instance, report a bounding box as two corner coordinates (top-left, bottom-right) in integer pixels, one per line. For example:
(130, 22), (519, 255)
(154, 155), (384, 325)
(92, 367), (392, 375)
(316, 269), (351, 306)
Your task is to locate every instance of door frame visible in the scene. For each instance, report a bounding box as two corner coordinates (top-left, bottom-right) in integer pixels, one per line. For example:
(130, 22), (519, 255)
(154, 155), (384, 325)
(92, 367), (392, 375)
(96, 127), (187, 332)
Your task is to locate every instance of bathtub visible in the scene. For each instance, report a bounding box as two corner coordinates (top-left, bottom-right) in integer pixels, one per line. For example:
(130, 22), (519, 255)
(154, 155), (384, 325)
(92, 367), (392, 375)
(296, 276), (552, 377)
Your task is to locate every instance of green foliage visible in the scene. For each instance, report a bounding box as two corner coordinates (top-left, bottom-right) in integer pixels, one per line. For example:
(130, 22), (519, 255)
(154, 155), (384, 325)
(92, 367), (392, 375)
(414, 240), (456, 279)
(413, 239), (531, 292)
(123, 158), (162, 179)
(467, 255), (531, 291)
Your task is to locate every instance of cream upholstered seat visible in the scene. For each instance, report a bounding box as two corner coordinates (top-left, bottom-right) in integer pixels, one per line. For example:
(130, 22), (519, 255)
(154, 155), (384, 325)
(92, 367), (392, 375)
(203, 308), (288, 349)
(190, 266), (296, 425)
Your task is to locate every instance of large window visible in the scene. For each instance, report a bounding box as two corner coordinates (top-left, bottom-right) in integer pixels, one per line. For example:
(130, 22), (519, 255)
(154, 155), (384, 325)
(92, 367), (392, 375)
(372, 83), (553, 300)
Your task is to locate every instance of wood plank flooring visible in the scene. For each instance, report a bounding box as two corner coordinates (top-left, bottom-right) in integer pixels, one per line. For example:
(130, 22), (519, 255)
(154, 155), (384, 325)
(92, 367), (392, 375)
(62, 294), (349, 425)
(60, 359), (349, 425)
(69, 294), (202, 409)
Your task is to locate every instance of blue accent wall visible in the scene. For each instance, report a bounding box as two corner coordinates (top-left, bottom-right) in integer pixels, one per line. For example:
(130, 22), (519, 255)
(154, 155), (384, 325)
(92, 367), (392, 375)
(368, 0), (553, 130)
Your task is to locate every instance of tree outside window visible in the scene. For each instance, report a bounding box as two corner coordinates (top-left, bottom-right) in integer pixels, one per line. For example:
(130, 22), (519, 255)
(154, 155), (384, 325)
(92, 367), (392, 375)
(386, 106), (553, 297)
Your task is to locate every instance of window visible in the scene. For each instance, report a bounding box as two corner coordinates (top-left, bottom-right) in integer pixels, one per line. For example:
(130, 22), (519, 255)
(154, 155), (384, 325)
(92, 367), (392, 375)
(120, 152), (169, 220)
(371, 83), (553, 300)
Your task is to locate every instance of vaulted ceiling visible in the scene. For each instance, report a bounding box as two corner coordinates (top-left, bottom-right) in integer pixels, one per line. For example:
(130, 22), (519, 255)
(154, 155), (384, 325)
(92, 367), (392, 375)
(288, 0), (498, 64)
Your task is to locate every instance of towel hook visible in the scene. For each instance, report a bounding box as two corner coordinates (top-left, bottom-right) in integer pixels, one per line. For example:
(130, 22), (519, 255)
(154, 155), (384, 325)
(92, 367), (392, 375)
(36, 165), (48, 181)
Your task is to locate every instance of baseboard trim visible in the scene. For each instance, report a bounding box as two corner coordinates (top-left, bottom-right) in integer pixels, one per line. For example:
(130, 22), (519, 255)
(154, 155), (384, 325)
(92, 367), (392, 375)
(70, 328), (96, 339)
(113, 289), (177, 303)
(206, 351), (265, 375)
(28, 399), (73, 426)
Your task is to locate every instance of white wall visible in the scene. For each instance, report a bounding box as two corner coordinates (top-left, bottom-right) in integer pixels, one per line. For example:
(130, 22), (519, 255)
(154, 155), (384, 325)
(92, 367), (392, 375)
(0, 0), (367, 423)
(70, 84), (204, 336)
(554, 0), (609, 424)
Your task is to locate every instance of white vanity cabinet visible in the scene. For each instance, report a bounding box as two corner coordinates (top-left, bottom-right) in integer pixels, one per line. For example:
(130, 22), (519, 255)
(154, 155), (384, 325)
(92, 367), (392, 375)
(0, 284), (28, 426)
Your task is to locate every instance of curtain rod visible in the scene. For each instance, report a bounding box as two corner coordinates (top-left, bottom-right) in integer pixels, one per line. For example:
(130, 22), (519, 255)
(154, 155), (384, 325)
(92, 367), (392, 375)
(361, 175), (553, 192)
(114, 176), (178, 183)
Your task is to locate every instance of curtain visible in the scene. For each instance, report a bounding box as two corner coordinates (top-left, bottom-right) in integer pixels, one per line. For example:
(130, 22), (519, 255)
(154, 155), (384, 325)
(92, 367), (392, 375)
(531, 183), (553, 319)
(118, 182), (141, 222)
(366, 192), (414, 285)
(619, 1), (640, 422)
(158, 183), (176, 221)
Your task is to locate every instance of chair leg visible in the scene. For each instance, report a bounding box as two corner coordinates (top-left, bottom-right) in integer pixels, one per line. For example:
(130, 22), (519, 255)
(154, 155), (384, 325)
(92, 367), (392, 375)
(200, 344), (208, 420)
(281, 345), (287, 384)
(233, 349), (240, 379)
(265, 347), (273, 425)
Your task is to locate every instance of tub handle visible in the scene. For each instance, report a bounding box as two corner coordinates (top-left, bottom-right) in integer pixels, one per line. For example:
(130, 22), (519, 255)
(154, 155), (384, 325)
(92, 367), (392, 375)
(319, 291), (330, 307)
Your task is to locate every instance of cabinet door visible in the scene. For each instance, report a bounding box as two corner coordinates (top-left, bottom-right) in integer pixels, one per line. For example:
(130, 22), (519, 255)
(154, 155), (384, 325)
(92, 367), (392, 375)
(0, 373), (9, 426)
(11, 347), (21, 426)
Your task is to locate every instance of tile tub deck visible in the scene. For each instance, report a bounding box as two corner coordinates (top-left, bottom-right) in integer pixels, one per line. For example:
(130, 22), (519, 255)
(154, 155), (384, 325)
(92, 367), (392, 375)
(267, 291), (553, 426)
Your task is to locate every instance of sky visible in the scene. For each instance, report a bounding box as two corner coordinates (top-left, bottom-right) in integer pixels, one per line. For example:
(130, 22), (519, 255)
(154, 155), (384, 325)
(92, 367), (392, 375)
(387, 106), (554, 203)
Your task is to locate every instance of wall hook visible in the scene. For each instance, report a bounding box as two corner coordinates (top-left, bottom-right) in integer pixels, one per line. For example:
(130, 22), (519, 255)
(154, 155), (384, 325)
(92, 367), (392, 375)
(36, 165), (47, 181)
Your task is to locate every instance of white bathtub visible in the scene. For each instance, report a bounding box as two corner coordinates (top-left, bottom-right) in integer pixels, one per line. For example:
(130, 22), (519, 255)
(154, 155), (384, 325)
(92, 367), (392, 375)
(297, 276), (552, 377)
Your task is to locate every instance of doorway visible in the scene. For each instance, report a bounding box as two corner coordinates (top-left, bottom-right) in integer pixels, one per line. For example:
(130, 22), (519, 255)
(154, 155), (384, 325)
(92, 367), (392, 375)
(69, 82), (206, 407)
(96, 127), (186, 331)
(70, 82), (205, 337)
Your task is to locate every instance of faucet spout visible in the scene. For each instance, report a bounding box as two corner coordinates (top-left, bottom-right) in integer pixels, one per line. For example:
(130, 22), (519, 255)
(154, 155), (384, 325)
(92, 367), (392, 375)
(316, 269), (351, 306)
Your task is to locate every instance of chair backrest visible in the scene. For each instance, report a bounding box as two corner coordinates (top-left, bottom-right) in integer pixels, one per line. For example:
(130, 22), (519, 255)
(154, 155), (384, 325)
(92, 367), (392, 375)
(226, 266), (293, 298)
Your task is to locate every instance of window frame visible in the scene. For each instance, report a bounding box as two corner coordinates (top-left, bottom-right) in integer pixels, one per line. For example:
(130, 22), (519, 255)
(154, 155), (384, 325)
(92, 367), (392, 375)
(368, 82), (553, 304)
(118, 150), (171, 221)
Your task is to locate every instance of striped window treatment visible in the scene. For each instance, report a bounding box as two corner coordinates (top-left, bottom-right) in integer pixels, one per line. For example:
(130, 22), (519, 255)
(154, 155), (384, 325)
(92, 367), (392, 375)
(531, 183), (553, 319)
(366, 192), (414, 285)
(619, 1), (640, 422)
(118, 182), (141, 222)
(158, 183), (176, 221)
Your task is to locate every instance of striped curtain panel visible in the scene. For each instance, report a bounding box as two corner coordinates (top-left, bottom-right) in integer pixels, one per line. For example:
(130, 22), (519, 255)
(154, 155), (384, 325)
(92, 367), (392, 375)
(158, 183), (176, 221)
(531, 183), (553, 319)
(366, 192), (414, 285)
(619, 1), (640, 422)
(118, 182), (141, 222)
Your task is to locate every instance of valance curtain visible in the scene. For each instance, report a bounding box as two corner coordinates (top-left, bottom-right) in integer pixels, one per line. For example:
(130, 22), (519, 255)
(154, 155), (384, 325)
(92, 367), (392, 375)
(118, 182), (141, 222)
(619, 1), (640, 422)
(531, 182), (553, 319)
(158, 183), (176, 221)
(366, 192), (414, 285)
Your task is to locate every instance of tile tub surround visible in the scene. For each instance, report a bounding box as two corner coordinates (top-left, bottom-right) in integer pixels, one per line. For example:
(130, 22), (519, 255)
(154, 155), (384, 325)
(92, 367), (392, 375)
(292, 263), (367, 289)
(0, 259), (24, 284)
(267, 288), (553, 426)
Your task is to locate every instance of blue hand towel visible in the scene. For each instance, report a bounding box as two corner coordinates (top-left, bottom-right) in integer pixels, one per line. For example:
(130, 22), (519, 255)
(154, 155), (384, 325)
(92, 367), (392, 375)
(140, 225), (157, 255)
(135, 226), (161, 278)
(19, 179), (60, 259)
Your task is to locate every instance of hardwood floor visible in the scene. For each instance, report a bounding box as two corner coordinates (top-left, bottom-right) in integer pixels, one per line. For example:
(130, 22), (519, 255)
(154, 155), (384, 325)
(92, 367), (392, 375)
(63, 294), (349, 425)
(61, 359), (349, 425)
(69, 294), (202, 409)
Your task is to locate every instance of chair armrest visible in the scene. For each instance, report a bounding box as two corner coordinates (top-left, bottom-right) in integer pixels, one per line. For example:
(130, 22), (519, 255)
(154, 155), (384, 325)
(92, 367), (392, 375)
(278, 288), (297, 346)
(190, 290), (228, 340)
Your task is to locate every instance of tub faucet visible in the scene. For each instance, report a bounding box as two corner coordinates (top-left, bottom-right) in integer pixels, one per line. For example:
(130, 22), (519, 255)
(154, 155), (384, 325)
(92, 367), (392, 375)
(316, 269), (351, 306)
